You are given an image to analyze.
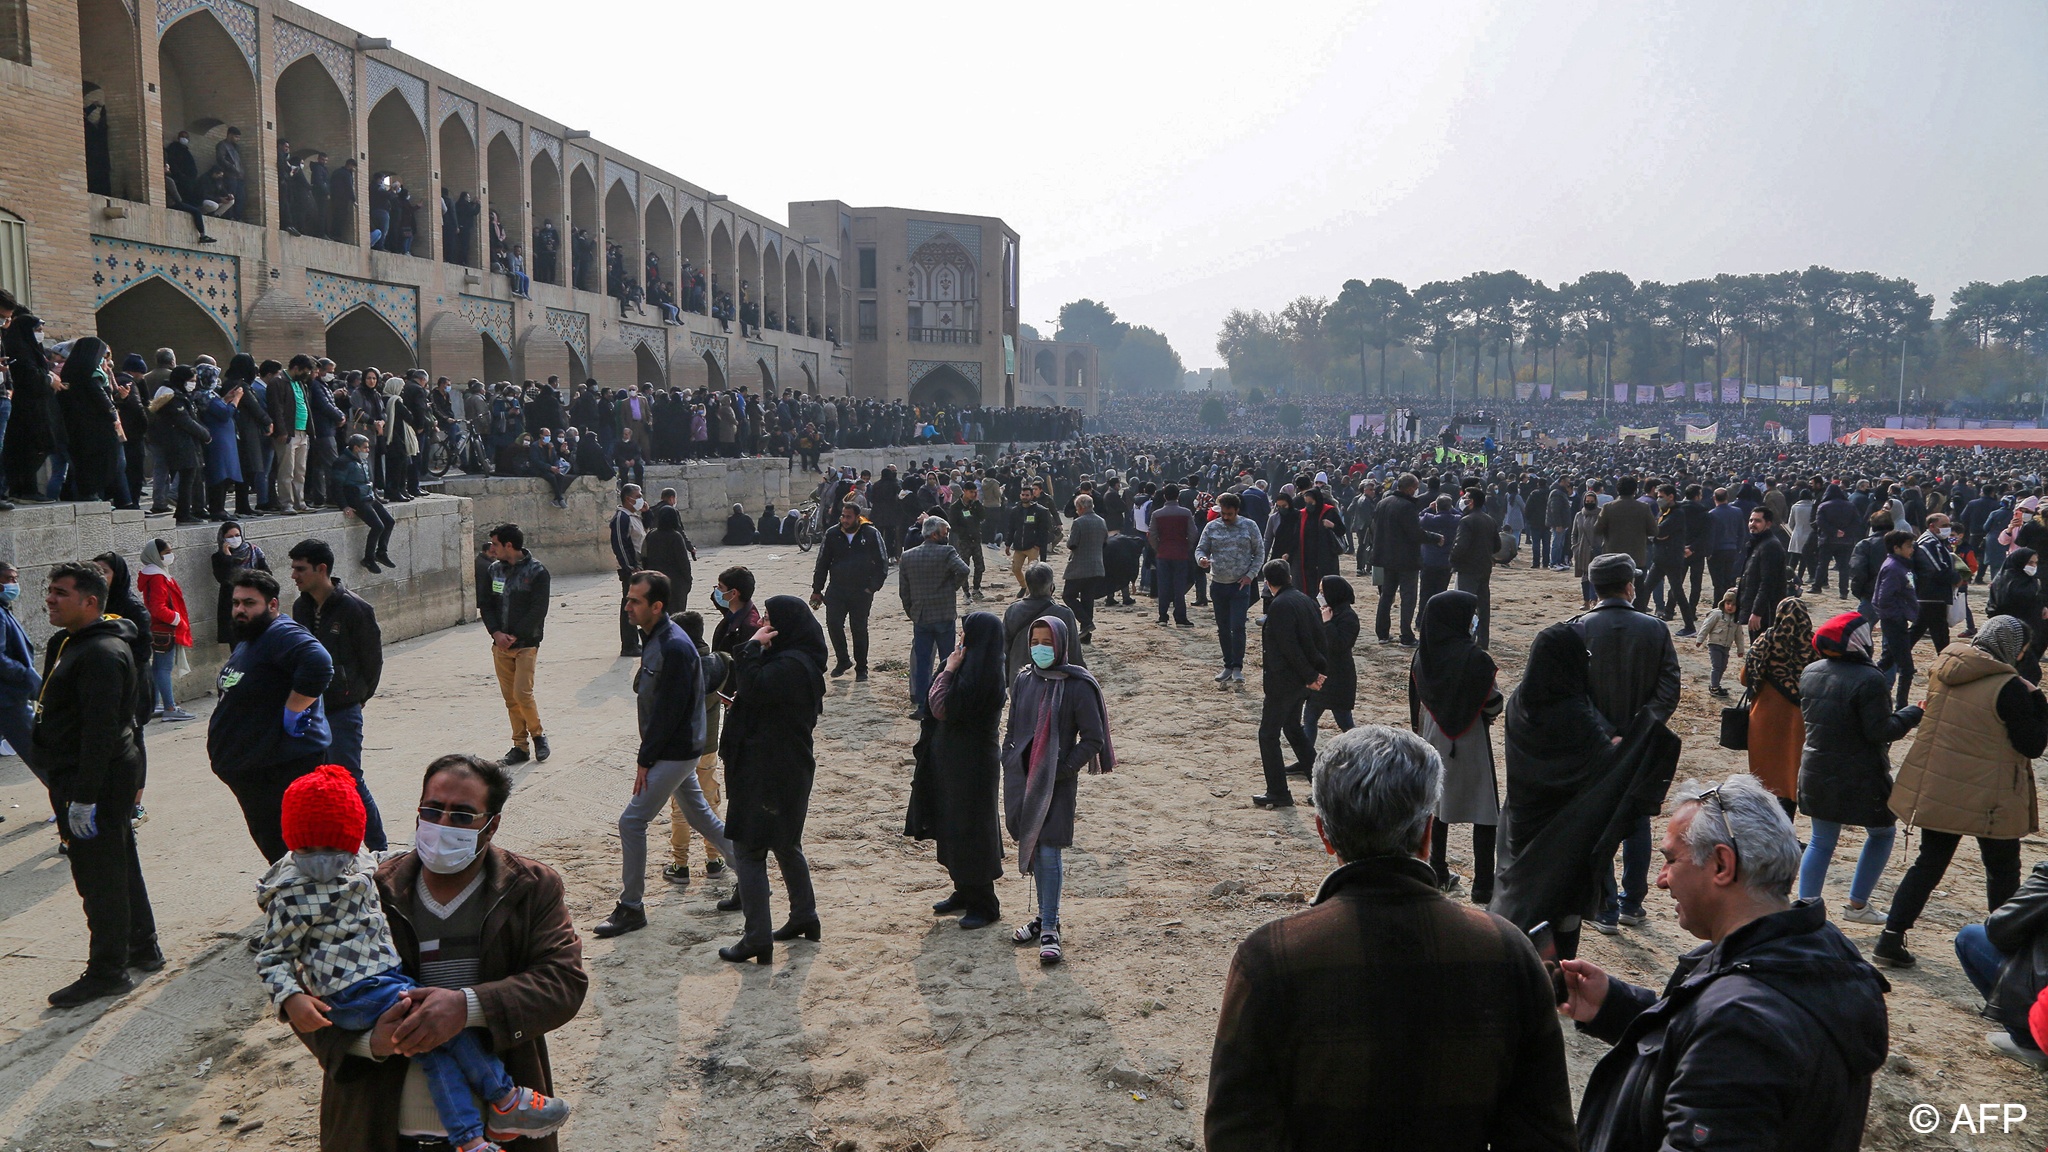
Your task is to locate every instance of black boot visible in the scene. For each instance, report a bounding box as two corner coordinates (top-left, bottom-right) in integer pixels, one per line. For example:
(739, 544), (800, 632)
(1873, 930), (1916, 968)
(592, 902), (648, 939)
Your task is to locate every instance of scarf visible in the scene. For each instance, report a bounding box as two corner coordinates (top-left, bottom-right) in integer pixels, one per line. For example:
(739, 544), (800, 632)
(1411, 590), (1496, 742)
(1974, 614), (2031, 667)
(1747, 596), (1813, 703)
(1012, 615), (1114, 874)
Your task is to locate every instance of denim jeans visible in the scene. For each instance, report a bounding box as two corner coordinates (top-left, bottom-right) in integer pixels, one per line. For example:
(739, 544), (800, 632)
(1549, 528), (1569, 567)
(910, 621), (955, 718)
(1599, 816), (1653, 917)
(1955, 924), (2038, 1049)
(150, 648), (176, 714)
(323, 970), (512, 1144)
(325, 703), (387, 851)
(43, 447), (68, 501)
(1798, 819), (1896, 905)
(1211, 580), (1253, 669)
(1032, 844), (1064, 931)
(1878, 617), (1916, 709)
(1155, 558), (1193, 623)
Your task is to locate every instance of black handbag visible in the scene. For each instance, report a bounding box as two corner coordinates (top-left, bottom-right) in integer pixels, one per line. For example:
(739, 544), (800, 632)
(1718, 687), (1752, 751)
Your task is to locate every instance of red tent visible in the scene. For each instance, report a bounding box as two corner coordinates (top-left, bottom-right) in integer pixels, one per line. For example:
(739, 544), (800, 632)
(1837, 427), (2048, 449)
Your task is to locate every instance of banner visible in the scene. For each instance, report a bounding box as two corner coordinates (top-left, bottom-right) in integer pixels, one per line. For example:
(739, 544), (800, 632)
(1635, 385), (1656, 404)
(1348, 413), (1366, 437)
(1514, 381), (1535, 401)
(1433, 446), (1488, 467)
(1722, 381), (1742, 404)
(1684, 423), (1718, 443)
(1539, 384), (1553, 401)
(1618, 425), (1660, 441)
(1662, 383), (1686, 400)
(1806, 415), (1833, 445)
(1364, 412), (1387, 433)
(1613, 385), (1629, 403)
(1560, 389), (1588, 401)
(1694, 382), (1713, 403)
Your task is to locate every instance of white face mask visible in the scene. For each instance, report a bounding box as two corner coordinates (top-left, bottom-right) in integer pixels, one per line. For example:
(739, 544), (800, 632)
(2030, 565), (2040, 578)
(414, 817), (490, 874)
(159, 552), (174, 567)
(224, 534), (242, 550)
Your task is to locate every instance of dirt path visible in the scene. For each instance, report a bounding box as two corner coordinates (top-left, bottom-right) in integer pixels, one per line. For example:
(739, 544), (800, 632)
(0, 549), (2041, 1150)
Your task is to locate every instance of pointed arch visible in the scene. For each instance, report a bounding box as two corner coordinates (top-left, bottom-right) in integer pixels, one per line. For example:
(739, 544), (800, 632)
(569, 164), (598, 290)
(275, 56), (350, 216)
(762, 243), (784, 334)
(643, 196), (674, 294)
(805, 258), (824, 340)
(709, 220), (733, 305)
(158, 6), (260, 222)
(367, 89), (429, 250)
(79, 0), (144, 201)
(634, 344), (664, 389)
(783, 250), (802, 335)
(528, 150), (562, 284)
(96, 274), (236, 365)
(603, 178), (638, 287)
(909, 365), (978, 411)
(823, 266), (841, 343)
(326, 303), (416, 372)
(702, 348), (726, 391)
(487, 132), (522, 274)
(736, 231), (758, 321)
(437, 113), (479, 264)
(679, 207), (705, 307)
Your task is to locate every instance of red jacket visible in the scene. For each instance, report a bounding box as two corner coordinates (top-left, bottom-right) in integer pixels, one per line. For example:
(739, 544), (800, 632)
(137, 568), (193, 648)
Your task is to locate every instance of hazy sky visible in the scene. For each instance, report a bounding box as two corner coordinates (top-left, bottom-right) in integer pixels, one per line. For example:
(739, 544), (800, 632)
(309, 0), (2047, 367)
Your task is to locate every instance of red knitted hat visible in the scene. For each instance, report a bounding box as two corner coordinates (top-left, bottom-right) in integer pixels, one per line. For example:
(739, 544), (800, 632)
(281, 764), (366, 855)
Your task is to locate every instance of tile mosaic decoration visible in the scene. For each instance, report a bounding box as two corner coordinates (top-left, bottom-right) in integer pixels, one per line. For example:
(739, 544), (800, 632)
(304, 269), (419, 350)
(438, 90), (478, 141)
(456, 293), (512, 355)
(544, 308), (589, 363)
(603, 159), (637, 201)
(690, 333), (728, 375)
(764, 229), (781, 256)
(909, 359), (981, 387)
(528, 128), (560, 166)
(90, 235), (242, 347)
(747, 341), (778, 383)
(273, 20), (354, 109)
(365, 59), (427, 131)
(619, 322), (667, 373)
(484, 110), (521, 154)
(157, 0), (257, 73)
(794, 348), (819, 378)
(645, 177), (675, 217)
(906, 220), (982, 263)
(566, 146), (597, 182)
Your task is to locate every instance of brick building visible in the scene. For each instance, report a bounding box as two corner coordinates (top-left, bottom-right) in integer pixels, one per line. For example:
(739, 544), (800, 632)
(0, 0), (1023, 405)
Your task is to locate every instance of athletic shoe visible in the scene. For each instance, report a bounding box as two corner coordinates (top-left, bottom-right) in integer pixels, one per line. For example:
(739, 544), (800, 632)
(1591, 914), (1620, 935)
(1229, 670), (1245, 682)
(1675, 627), (1697, 638)
(162, 708), (198, 722)
(1617, 906), (1647, 927)
(484, 1087), (571, 1141)
(662, 863), (690, 884)
(1842, 903), (1888, 925)
(705, 858), (725, 877)
(1989, 1032), (2048, 1069)
(1213, 669), (1230, 682)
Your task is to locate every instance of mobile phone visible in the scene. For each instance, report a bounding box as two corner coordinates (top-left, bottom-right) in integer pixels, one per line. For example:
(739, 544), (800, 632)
(1528, 921), (1567, 1005)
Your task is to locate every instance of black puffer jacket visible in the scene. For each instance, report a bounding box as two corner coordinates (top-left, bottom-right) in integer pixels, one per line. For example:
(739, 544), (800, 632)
(1575, 901), (1890, 1152)
(1797, 654), (1922, 826)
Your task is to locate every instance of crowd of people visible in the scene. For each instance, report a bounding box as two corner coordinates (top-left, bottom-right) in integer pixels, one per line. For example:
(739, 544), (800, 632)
(24, 340), (2048, 1150)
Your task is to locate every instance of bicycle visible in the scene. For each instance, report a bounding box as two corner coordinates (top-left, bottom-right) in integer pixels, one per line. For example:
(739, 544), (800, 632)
(792, 500), (824, 552)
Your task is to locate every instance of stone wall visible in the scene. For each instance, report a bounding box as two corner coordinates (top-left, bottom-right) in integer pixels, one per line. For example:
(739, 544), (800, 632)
(438, 456), (797, 577)
(0, 496), (473, 702)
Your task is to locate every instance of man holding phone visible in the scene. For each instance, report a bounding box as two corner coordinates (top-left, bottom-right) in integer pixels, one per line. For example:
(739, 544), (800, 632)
(1206, 725), (1573, 1151)
(1559, 774), (1889, 1152)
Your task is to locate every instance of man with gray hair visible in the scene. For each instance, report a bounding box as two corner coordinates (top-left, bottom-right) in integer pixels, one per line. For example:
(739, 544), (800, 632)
(1061, 493), (1106, 643)
(1561, 773), (1889, 1152)
(1206, 725), (1574, 1150)
(899, 513), (971, 720)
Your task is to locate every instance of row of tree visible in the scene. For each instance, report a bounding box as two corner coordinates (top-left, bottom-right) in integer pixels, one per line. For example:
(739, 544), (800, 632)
(1214, 270), (2048, 403)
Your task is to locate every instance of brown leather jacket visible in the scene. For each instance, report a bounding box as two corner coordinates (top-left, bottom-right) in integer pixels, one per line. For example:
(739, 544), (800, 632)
(298, 847), (587, 1152)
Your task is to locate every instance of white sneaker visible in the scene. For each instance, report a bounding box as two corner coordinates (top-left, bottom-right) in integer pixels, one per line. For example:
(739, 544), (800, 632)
(1842, 903), (1888, 925)
(1989, 1032), (2048, 1068)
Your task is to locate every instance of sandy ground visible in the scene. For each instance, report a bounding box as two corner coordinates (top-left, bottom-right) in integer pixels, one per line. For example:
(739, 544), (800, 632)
(0, 546), (2044, 1151)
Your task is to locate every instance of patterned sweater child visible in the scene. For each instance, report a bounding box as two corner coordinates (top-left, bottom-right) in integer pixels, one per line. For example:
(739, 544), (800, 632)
(1696, 592), (1748, 695)
(256, 764), (569, 1152)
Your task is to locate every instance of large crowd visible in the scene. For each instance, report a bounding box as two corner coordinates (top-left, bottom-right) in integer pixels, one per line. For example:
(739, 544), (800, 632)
(20, 291), (2048, 1150)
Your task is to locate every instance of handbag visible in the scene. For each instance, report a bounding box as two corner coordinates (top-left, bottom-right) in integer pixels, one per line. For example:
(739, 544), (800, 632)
(1718, 686), (1753, 751)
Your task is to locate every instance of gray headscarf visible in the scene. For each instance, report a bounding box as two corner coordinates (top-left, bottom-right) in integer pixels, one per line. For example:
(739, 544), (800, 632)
(1973, 615), (2031, 668)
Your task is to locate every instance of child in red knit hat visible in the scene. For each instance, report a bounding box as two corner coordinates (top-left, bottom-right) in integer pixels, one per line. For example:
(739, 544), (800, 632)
(255, 764), (570, 1151)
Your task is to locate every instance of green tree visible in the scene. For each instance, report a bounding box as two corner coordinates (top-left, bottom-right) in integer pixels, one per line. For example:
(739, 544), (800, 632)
(1107, 325), (1185, 392)
(1055, 299), (1127, 350)
(1199, 395), (1229, 429)
(1277, 402), (1303, 430)
(1329, 277), (1415, 399)
(1246, 387), (1266, 405)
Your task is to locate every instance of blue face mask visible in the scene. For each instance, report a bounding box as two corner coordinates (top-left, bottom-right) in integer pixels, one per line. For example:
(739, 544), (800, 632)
(712, 587), (728, 610)
(0, 583), (17, 605)
(1030, 644), (1056, 669)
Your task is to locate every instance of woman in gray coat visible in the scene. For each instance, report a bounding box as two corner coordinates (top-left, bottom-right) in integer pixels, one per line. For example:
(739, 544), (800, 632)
(1002, 615), (1112, 965)
(1061, 494), (1107, 641)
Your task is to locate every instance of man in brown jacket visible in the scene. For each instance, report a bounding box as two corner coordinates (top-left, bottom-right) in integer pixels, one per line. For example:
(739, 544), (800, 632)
(1594, 476), (1656, 609)
(297, 754), (587, 1152)
(1205, 725), (1575, 1151)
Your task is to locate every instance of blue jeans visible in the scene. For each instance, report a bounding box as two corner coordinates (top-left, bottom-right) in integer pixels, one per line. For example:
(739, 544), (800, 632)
(1799, 819), (1896, 905)
(1211, 580), (1253, 669)
(150, 648), (176, 714)
(1032, 844), (1063, 931)
(43, 447), (68, 500)
(1956, 924), (2037, 1049)
(909, 621), (954, 718)
(1599, 816), (1653, 918)
(1155, 558), (1193, 623)
(324, 703), (387, 851)
(1550, 528), (1569, 566)
(323, 970), (513, 1144)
